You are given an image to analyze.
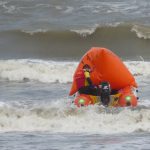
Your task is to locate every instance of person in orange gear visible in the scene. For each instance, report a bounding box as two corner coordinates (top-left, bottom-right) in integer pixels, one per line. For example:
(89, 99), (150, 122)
(75, 64), (100, 96)
(75, 64), (119, 106)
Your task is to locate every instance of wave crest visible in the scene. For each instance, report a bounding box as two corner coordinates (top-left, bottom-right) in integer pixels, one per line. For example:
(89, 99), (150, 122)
(131, 25), (150, 39)
(0, 101), (150, 133)
(0, 59), (150, 83)
(0, 59), (77, 83)
(1, 24), (150, 59)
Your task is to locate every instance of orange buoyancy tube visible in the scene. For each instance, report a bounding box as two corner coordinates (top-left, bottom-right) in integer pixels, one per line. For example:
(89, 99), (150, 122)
(69, 47), (137, 96)
(74, 94), (94, 107)
(117, 86), (138, 107)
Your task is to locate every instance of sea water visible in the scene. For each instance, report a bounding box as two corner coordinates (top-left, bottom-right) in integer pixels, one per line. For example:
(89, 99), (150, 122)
(0, 0), (150, 150)
(0, 60), (149, 149)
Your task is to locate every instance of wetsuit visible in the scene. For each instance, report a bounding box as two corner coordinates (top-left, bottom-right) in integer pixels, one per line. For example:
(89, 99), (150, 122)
(77, 70), (100, 96)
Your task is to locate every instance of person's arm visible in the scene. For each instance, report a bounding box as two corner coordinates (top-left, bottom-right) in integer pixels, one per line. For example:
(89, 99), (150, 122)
(84, 71), (92, 86)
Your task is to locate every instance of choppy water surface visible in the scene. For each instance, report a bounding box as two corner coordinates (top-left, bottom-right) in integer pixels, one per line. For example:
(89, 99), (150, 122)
(0, 0), (150, 59)
(0, 60), (149, 149)
(0, 0), (150, 149)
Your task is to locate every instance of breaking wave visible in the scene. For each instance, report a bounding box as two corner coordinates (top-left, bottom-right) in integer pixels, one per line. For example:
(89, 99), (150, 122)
(0, 59), (76, 83)
(0, 100), (150, 133)
(131, 25), (150, 39)
(0, 59), (150, 83)
(1, 24), (150, 59)
(16, 24), (150, 39)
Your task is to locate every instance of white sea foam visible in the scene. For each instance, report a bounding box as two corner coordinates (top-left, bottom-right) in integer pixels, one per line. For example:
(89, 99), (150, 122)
(1, 1), (17, 14)
(21, 29), (49, 35)
(0, 100), (149, 133)
(125, 61), (150, 76)
(0, 59), (150, 83)
(70, 23), (121, 37)
(131, 25), (150, 39)
(71, 27), (97, 37)
(0, 59), (77, 83)
(63, 6), (74, 13)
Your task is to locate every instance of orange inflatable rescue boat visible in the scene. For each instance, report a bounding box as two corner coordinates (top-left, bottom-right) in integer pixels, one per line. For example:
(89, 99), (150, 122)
(69, 47), (138, 107)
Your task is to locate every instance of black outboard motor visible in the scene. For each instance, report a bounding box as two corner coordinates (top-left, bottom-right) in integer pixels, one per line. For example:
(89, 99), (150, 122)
(100, 81), (111, 106)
